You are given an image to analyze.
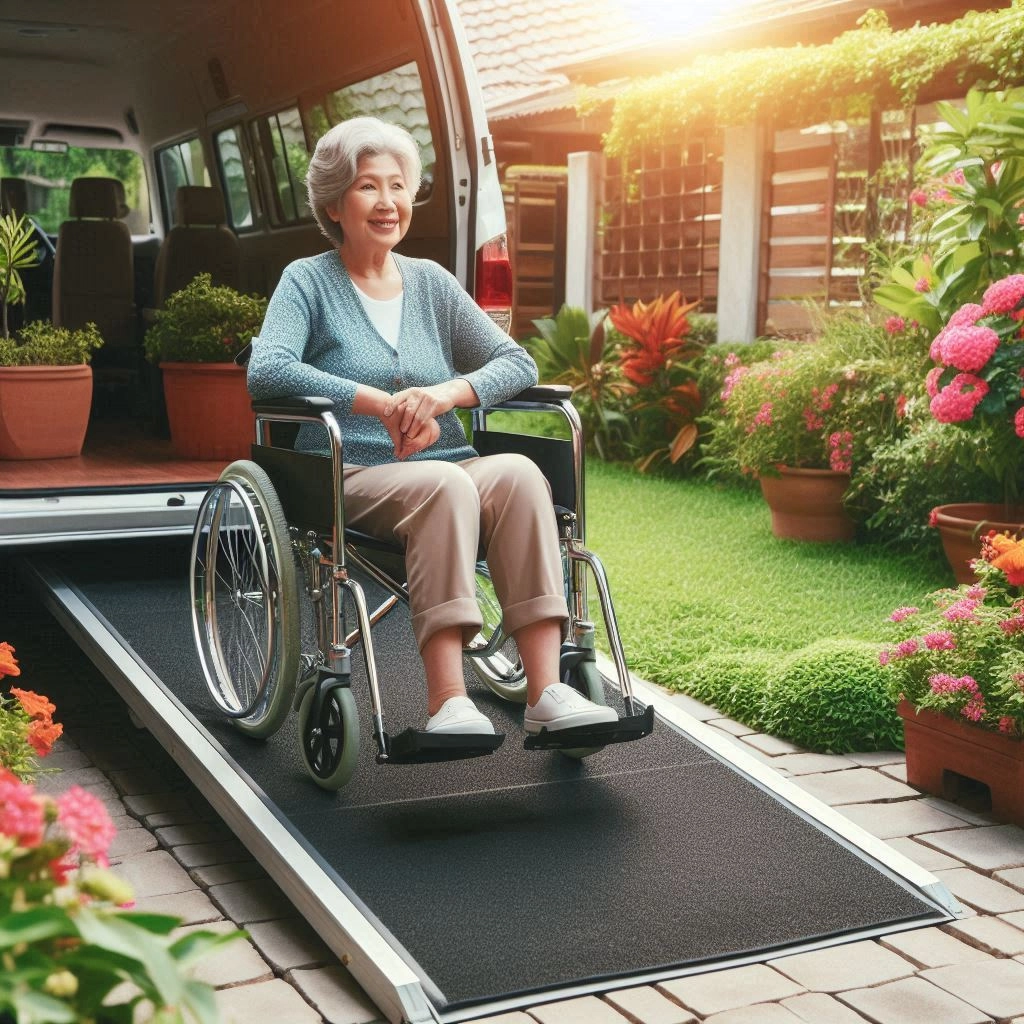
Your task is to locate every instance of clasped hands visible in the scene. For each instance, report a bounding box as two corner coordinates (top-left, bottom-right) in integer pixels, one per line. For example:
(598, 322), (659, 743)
(380, 384), (448, 460)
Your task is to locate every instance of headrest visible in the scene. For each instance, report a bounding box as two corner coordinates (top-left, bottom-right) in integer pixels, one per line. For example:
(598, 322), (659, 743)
(175, 186), (228, 227)
(0, 178), (29, 217)
(69, 177), (129, 219)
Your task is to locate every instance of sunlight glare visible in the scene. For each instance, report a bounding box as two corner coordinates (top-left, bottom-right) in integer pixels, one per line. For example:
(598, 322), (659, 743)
(614, 0), (767, 39)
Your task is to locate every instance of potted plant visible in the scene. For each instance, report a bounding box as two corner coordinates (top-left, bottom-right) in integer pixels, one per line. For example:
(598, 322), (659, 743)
(0, 213), (103, 459)
(880, 536), (1024, 824)
(923, 273), (1024, 580)
(700, 332), (862, 540)
(144, 273), (268, 461)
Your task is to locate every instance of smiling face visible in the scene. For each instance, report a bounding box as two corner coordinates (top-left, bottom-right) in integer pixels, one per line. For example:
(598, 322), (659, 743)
(327, 152), (412, 256)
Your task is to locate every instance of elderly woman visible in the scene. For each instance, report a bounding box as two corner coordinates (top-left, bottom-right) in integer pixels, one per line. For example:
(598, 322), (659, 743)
(248, 116), (615, 738)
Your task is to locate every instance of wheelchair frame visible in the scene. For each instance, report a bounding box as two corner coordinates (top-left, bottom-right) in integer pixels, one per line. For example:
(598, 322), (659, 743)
(189, 385), (652, 790)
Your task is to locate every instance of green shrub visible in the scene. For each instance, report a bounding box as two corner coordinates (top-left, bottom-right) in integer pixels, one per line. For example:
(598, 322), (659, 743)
(847, 418), (1011, 552)
(758, 639), (904, 753)
(0, 320), (104, 366)
(144, 273), (267, 364)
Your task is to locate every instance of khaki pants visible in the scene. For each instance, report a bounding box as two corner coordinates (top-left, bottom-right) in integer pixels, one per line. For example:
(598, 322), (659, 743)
(343, 453), (569, 651)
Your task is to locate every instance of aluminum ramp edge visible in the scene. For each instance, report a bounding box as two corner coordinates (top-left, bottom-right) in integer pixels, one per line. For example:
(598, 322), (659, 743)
(18, 555), (436, 1024)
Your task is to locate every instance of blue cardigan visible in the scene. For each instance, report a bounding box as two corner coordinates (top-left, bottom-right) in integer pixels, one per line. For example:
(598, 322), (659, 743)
(247, 251), (537, 466)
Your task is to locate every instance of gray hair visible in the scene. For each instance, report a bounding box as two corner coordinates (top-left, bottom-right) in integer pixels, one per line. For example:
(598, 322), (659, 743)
(305, 116), (422, 247)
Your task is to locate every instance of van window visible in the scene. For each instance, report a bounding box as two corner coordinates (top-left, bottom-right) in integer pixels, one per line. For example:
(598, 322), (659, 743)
(0, 146), (149, 235)
(214, 126), (256, 230)
(156, 138), (209, 227)
(254, 107), (310, 226)
(322, 61), (436, 201)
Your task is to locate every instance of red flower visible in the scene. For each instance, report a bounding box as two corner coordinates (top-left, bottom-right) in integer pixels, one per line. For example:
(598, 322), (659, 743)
(0, 641), (20, 678)
(608, 291), (700, 388)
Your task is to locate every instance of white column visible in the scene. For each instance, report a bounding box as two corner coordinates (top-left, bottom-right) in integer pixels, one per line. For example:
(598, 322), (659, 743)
(717, 123), (766, 343)
(565, 151), (602, 313)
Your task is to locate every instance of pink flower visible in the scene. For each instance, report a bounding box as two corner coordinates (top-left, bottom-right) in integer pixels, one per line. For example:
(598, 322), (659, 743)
(925, 366), (943, 398)
(748, 401), (773, 431)
(720, 365), (748, 401)
(909, 188), (928, 207)
(929, 672), (979, 695)
(889, 606), (919, 622)
(981, 274), (1024, 316)
(55, 786), (117, 867)
(999, 716), (1017, 735)
(878, 650), (890, 666)
(914, 277), (931, 293)
(944, 168), (967, 186)
(0, 770), (45, 848)
(828, 430), (853, 473)
(962, 695), (985, 722)
(1015, 406), (1024, 439)
(936, 324), (999, 373)
(893, 638), (920, 659)
(930, 373), (989, 423)
(923, 631), (956, 650)
(885, 316), (906, 334)
(803, 408), (824, 431)
(948, 303), (985, 328)
(942, 597), (981, 622)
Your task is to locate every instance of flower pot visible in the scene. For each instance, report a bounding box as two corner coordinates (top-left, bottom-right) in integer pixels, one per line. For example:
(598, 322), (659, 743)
(932, 503), (1024, 584)
(897, 698), (1024, 826)
(0, 364), (92, 459)
(160, 361), (255, 461)
(758, 467), (854, 542)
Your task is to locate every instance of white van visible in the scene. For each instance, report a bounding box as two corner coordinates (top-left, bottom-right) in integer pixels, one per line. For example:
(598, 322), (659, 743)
(0, 0), (510, 545)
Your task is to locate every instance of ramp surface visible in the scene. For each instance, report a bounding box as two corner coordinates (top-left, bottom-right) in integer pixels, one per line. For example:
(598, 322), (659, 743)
(24, 539), (948, 1016)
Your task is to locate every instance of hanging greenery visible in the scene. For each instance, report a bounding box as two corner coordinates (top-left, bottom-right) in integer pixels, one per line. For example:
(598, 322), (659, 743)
(600, 2), (1024, 159)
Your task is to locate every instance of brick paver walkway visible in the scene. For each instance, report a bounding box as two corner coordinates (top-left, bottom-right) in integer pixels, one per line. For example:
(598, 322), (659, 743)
(26, 653), (1024, 1024)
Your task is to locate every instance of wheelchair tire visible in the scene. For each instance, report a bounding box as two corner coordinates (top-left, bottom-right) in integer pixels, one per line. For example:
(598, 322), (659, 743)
(298, 683), (360, 791)
(560, 656), (607, 760)
(190, 460), (300, 739)
(468, 563), (527, 703)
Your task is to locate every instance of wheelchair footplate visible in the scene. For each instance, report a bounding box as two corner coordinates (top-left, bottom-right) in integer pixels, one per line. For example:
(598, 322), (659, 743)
(523, 703), (655, 751)
(380, 728), (505, 765)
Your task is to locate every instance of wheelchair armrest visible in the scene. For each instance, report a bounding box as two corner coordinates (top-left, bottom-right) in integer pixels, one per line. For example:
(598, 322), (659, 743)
(502, 384), (573, 404)
(252, 395), (335, 416)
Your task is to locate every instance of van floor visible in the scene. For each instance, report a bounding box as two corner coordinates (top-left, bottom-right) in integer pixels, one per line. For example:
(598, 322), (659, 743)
(2, 417), (227, 492)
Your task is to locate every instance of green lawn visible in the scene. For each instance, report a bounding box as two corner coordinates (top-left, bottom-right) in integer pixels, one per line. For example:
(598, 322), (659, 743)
(583, 462), (950, 747)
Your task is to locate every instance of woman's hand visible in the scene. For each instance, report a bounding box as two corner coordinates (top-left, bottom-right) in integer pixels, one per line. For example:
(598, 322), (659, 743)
(379, 403), (440, 459)
(386, 384), (454, 440)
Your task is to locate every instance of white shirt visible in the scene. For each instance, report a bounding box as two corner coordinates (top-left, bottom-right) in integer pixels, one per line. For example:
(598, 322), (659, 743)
(353, 284), (403, 350)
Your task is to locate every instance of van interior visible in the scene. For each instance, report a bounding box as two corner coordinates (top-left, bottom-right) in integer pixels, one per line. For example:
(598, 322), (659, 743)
(0, 0), (491, 498)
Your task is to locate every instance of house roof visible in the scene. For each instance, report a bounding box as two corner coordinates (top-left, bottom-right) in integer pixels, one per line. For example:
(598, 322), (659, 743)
(454, 0), (647, 116)
(456, 0), (996, 122)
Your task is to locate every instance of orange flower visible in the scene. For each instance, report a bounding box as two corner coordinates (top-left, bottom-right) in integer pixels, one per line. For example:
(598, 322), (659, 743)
(11, 688), (56, 721)
(986, 532), (1024, 585)
(27, 717), (64, 757)
(0, 641), (20, 678)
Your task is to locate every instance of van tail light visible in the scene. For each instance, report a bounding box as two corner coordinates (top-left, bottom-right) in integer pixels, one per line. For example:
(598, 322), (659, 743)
(475, 233), (513, 335)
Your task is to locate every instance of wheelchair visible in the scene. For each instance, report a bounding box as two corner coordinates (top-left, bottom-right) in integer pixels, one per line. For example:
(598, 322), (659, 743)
(188, 385), (654, 791)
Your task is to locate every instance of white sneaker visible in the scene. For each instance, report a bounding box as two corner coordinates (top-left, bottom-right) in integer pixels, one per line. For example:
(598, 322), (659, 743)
(425, 696), (495, 735)
(524, 683), (618, 734)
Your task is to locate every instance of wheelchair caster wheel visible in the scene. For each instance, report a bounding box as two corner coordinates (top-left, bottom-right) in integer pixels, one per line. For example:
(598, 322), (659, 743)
(560, 657), (608, 761)
(298, 684), (360, 791)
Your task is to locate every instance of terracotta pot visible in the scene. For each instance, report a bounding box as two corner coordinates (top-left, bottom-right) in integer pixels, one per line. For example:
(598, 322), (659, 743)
(897, 698), (1024, 826)
(0, 364), (92, 459)
(160, 361), (255, 461)
(758, 466), (854, 542)
(932, 502), (1024, 584)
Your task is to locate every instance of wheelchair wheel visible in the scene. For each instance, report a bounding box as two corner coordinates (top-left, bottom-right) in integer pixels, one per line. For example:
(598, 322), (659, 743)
(468, 563), (527, 703)
(191, 460), (300, 739)
(298, 683), (360, 791)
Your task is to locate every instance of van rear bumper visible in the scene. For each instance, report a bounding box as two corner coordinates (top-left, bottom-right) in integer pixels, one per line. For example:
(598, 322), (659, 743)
(0, 489), (205, 546)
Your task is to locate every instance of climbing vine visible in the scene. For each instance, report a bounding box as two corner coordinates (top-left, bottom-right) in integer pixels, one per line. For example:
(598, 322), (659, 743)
(600, 2), (1024, 159)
